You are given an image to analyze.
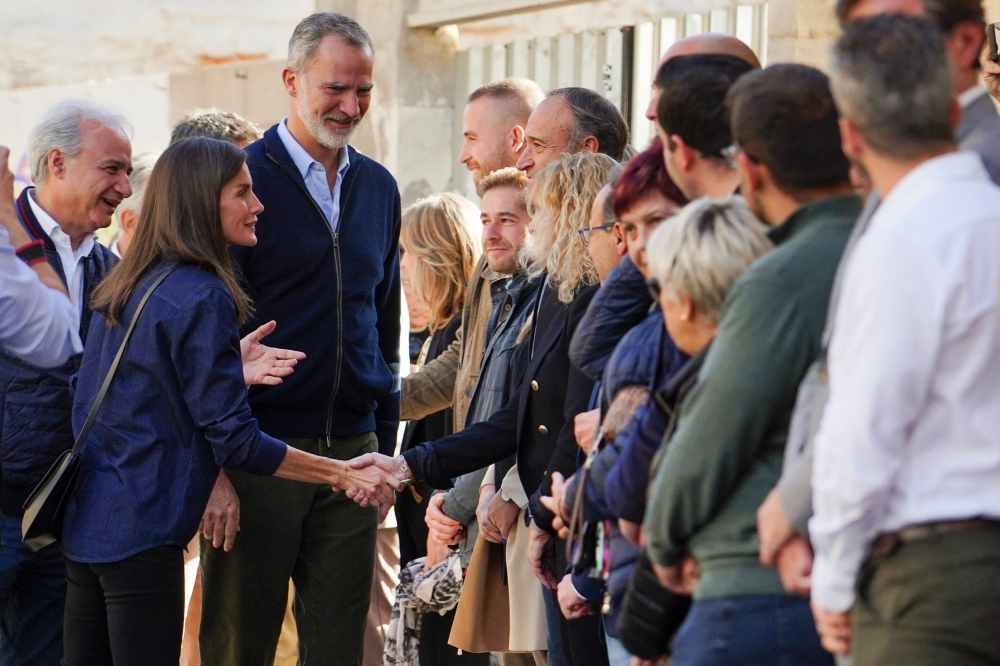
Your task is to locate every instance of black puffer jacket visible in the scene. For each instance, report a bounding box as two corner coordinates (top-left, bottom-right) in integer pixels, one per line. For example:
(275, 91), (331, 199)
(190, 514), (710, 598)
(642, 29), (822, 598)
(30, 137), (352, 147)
(0, 188), (118, 517)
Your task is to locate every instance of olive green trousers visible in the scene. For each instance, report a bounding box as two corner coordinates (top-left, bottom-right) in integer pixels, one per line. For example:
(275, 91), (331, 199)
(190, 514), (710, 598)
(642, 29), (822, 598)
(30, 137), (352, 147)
(199, 434), (379, 666)
(853, 522), (1000, 666)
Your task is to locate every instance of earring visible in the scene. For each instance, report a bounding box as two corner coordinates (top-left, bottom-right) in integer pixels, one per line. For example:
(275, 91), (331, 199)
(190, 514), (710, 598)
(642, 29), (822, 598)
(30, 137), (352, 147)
(680, 313), (689, 321)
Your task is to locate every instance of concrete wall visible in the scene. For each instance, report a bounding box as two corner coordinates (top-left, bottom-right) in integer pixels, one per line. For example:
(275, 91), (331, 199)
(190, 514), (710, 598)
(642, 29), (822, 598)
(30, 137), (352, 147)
(0, 0), (313, 89)
(0, 0), (315, 179)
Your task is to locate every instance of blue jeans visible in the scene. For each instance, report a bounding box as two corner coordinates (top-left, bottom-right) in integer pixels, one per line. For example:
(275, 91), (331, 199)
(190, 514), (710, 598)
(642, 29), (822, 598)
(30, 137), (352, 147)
(0, 513), (65, 665)
(605, 631), (632, 666)
(671, 595), (833, 666)
(543, 587), (566, 666)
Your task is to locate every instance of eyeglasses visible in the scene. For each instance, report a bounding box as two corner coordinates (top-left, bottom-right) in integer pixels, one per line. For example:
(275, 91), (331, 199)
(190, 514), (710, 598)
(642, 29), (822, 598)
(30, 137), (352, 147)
(646, 277), (661, 301)
(721, 144), (743, 170)
(577, 223), (615, 246)
(722, 142), (760, 170)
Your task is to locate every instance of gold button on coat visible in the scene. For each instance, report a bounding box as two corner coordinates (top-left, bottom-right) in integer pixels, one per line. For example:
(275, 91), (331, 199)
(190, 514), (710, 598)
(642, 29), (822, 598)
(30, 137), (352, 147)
(530, 380), (539, 391)
(538, 425), (549, 435)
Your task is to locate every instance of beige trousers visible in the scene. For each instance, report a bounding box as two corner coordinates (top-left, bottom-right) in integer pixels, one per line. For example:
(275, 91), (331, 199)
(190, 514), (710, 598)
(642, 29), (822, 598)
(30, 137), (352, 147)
(505, 510), (548, 652)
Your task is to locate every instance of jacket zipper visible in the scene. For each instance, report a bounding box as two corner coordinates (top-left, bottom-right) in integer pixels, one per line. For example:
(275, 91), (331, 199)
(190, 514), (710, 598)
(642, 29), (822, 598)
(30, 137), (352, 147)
(266, 151), (365, 449)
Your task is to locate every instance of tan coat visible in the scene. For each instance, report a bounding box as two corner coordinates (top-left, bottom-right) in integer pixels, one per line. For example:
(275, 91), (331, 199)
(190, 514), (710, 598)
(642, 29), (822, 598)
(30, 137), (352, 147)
(400, 255), (502, 431)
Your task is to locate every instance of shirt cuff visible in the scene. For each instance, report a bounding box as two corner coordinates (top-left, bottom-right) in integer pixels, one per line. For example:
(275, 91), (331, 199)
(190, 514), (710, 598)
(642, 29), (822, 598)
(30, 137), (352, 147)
(500, 464), (529, 509)
(244, 432), (288, 477)
(810, 552), (857, 613)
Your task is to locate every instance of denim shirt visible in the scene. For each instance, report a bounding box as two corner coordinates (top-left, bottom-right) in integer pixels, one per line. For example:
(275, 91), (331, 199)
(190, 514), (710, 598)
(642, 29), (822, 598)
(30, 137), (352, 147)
(440, 271), (540, 566)
(465, 272), (541, 425)
(61, 264), (288, 563)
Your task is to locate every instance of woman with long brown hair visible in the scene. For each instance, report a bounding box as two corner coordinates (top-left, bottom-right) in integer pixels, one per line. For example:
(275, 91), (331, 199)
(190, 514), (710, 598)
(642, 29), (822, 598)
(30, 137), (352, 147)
(59, 137), (397, 666)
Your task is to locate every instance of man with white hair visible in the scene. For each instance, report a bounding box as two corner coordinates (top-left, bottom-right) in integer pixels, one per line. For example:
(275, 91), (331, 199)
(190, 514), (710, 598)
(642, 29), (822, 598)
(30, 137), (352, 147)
(108, 152), (156, 258)
(198, 13), (402, 666)
(0, 98), (131, 665)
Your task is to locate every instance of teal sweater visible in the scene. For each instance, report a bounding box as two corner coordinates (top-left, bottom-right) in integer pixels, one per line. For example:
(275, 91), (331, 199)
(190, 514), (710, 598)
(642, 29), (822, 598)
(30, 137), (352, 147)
(643, 194), (862, 599)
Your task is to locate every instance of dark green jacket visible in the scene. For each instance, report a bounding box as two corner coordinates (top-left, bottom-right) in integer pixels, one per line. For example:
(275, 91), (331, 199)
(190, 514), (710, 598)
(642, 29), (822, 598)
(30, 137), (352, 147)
(642, 194), (862, 599)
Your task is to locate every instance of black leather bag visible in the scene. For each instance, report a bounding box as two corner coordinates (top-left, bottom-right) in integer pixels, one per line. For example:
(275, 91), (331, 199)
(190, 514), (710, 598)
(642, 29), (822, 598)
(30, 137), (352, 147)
(21, 269), (175, 552)
(615, 552), (691, 660)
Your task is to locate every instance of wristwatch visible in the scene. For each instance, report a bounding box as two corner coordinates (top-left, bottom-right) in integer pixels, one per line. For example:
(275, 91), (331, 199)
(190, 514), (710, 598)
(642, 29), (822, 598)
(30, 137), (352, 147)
(395, 455), (414, 488)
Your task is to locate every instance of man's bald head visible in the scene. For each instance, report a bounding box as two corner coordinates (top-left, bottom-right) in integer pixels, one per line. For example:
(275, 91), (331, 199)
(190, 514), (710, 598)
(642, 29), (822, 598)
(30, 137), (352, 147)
(662, 34), (762, 69)
(645, 34), (761, 121)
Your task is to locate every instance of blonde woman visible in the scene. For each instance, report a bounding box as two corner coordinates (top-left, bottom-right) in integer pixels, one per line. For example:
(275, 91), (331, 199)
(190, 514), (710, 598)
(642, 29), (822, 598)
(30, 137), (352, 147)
(396, 192), (481, 568)
(393, 193), (488, 666)
(351, 152), (620, 666)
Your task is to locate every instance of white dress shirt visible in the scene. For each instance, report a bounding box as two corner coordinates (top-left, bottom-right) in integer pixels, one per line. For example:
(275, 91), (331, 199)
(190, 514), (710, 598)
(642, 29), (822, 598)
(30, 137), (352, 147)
(0, 223), (81, 367)
(276, 118), (350, 232)
(958, 84), (989, 109)
(810, 152), (1000, 612)
(27, 190), (94, 319)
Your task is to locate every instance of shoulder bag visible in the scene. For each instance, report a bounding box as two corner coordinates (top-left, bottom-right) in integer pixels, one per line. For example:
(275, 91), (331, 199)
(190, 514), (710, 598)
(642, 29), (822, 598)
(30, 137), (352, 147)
(21, 268), (176, 552)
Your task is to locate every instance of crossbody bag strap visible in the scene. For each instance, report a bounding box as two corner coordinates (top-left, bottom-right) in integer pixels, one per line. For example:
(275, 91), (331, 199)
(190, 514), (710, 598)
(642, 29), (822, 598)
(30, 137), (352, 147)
(70, 268), (176, 457)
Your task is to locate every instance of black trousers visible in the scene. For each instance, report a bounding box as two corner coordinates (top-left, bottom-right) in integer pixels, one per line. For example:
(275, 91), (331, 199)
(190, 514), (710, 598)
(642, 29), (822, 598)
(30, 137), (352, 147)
(420, 607), (491, 666)
(553, 538), (610, 666)
(63, 546), (184, 666)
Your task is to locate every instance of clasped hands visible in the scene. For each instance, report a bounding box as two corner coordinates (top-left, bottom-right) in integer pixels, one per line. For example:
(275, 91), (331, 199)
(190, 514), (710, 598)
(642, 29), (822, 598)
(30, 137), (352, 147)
(338, 452), (410, 513)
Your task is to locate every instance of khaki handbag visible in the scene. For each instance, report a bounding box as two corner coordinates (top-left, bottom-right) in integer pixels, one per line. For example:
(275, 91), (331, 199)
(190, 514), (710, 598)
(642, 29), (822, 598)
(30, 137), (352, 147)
(448, 530), (510, 653)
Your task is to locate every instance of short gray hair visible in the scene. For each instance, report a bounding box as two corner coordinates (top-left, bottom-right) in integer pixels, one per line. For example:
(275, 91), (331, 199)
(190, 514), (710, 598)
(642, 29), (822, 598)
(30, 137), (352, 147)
(647, 196), (772, 325)
(287, 12), (373, 72)
(28, 99), (131, 184)
(117, 152), (158, 216)
(830, 15), (953, 160)
(170, 108), (261, 146)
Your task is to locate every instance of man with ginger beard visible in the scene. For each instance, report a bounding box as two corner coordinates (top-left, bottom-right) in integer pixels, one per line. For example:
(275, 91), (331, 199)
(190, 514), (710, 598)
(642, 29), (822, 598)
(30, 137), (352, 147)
(0, 98), (130, 666)
(198, 13), (402, 666)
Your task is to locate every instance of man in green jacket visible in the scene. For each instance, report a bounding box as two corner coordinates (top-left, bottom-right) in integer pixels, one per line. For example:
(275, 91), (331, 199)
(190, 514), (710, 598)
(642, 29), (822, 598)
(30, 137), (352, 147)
(642, 64), (861, 665)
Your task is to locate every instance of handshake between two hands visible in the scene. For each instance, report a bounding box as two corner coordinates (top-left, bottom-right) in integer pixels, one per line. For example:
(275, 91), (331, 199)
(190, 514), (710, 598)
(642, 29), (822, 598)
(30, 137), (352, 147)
(336, 452), (410, 510)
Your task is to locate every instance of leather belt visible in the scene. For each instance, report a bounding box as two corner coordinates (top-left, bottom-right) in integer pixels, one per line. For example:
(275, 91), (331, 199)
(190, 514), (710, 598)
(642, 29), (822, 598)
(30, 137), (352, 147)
(870, 518), (998, 559)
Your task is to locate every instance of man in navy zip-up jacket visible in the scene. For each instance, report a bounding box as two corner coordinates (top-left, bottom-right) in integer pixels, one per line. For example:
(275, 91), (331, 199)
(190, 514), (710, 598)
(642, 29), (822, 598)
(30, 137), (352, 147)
(198, 14), (401, 666)
(0, 100), (130, 666)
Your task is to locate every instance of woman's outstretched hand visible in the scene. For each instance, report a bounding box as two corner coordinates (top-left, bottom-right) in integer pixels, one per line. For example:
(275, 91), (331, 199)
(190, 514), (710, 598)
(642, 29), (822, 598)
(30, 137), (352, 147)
(240, 320), (306, 386)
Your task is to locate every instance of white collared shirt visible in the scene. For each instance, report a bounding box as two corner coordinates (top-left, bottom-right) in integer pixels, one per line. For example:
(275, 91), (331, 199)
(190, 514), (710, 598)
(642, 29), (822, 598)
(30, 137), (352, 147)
(958, 84), (989, 109)
(27, 190), (95, 319)
(810, 151), (1000, 612)
(0, 224), (81, 367)
(276, 118), (351, 232)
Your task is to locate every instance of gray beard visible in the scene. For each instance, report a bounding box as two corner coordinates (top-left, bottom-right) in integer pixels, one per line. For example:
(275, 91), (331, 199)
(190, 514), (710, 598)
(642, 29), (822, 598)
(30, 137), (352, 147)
(298, 97), (355, 150)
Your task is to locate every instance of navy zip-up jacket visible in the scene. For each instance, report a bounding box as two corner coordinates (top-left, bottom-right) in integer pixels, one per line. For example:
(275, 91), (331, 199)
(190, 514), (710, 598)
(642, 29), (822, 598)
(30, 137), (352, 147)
(233, 127), (402, 454)
(0, 188), (117, 517)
